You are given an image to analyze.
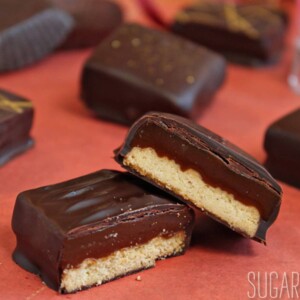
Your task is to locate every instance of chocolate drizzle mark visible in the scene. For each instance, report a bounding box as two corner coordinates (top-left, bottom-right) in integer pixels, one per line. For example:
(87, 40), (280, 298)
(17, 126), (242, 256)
(0, 94), (32, 113)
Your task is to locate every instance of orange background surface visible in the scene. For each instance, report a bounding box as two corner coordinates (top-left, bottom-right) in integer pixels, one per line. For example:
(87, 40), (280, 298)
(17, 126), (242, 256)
(0, 1), (300, 299)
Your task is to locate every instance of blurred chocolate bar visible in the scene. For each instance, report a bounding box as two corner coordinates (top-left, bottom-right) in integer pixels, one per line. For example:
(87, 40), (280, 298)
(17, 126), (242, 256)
(171, 2), (287, 65)
(0, 89), (34, 165)
(81, 23), (226, 125)
(264, 109), (300, 188)
(51, 0), (123, 48)
(0, 0), (74, 72)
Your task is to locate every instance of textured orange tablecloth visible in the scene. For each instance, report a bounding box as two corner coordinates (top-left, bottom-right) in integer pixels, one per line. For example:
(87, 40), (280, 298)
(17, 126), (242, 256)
(0, 1), (300, 299)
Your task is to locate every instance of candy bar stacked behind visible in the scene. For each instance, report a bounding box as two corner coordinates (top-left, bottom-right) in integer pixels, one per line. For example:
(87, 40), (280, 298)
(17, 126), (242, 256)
(171, 2), (287, 64)
(115, 112), (282, 243)
(264, 109), (300, 188)
(0, 89), (34, 165)
(12, 170), (194, 293)
(81, 23), (226, 125)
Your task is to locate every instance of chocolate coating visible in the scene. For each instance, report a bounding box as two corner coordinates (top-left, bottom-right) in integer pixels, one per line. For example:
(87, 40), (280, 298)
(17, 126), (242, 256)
(0, 89), (34, 166)
(171, 3), (287, 65)
(0, 0), (74, 72)
(264, 109), (300, 188)
(12, 169), (194, 292)
(115, 112), (282, 242)
(81, 23), (226, 125)
(51, 0), (123, 49)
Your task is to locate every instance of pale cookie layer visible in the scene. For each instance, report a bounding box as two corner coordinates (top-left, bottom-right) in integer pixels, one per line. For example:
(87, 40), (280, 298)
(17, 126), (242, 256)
(61, 231), (186, 293)
(123, 146), (260, 238)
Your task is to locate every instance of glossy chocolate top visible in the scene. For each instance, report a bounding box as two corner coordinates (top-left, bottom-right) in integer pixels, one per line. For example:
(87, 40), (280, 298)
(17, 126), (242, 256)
(84, 23), (225, 111)
(264, 109), (300, 158)
(0, 0), (51, 31)
(19, 169), (187, 234)
(115, 112), (282, 241)
(173, 3), (285, 39)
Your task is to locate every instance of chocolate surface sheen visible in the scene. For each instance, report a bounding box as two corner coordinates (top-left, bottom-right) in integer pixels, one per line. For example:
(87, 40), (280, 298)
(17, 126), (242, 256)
(12, 169), (194, 293)
(81, 23), (226, 125)
(171, 2), (287, 65)
(264, 108), (300, 188)
(115, 112), (282, 243)
(0, 88), (34, 165)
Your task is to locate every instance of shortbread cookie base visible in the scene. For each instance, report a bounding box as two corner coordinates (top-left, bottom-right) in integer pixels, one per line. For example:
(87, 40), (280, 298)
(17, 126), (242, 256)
(123, 146), (260, 238)
(61, 231), (186, 293)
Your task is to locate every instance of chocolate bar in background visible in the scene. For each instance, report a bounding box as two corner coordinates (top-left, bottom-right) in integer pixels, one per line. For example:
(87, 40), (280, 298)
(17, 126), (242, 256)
(115, 112), (282, 243)
(51, 0), (123, 49)
(242, 0), (292, 17)
(81, 23), (226, 126)
(171, 2), (287, 65)
(0, 0), (74, 72)
(0, 89), (34, 166)
(12, 170), (194, 293)
(264, 109), (300, 188)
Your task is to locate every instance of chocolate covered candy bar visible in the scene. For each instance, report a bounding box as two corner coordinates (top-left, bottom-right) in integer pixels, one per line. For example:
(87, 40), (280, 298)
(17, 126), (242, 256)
(171, 2), (286, 64)
(0, 89), (34, 165)
(12, 170), (194, 293)
(115, 112), (282, 243)
(51, 0), (123, 48)
(0, 0), (74, 72)
(81, 23), (226, 125)
(264, 109), (300, 188)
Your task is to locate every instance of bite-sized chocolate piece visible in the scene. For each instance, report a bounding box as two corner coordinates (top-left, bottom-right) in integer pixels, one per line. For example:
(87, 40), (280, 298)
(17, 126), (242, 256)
(264, 109), (300, 188)
(0, 0), (74, 72)
(171, 2), (287, 65)
(51, 0), (123, 49)
(81, 23), (226, 125)
(12, 170), (194, 293)
(0, 89), (34, 166)
(115, 112), (282, 243)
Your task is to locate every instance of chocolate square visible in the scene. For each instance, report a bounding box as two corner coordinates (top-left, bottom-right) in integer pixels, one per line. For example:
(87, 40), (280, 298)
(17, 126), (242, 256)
(12, 170), (194, 293)
(81, 23), (226, 125)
